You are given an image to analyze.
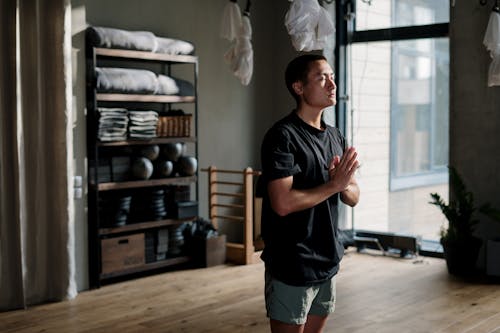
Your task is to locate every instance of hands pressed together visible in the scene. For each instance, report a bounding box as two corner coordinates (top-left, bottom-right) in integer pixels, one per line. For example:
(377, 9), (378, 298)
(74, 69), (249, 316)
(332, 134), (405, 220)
(328, 147), (360, 205)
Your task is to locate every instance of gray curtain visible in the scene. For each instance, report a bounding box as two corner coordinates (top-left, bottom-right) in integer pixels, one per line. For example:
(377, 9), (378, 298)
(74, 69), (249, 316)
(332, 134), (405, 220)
(0, 0), (76, 310)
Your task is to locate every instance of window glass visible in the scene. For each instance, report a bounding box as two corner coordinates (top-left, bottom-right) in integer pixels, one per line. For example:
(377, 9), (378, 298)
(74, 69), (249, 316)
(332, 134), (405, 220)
(347, 37), (449, 241)
(392, 38), (449, 179)
(355, 0), (449, 30)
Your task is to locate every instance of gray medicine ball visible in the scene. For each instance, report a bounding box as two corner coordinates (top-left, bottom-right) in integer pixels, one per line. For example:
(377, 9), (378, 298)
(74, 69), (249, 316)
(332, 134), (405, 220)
(177, 156), (198, 176)
(156, 160), (174, 178)
(132, 157), (154, 180)
(138, 145), (160, 161)
(161, 143), (183, 162)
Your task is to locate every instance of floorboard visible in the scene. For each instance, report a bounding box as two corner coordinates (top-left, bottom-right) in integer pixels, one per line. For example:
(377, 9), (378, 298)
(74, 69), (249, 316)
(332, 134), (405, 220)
(1, 250), (499, 333)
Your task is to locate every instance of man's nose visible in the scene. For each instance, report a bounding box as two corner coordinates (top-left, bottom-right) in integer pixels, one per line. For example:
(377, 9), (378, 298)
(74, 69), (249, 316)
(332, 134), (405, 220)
(327, 77), (336, 89)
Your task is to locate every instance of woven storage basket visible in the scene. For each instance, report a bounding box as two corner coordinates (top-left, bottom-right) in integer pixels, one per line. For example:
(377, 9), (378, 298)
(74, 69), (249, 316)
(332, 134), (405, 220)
(156, 114), (192, 137)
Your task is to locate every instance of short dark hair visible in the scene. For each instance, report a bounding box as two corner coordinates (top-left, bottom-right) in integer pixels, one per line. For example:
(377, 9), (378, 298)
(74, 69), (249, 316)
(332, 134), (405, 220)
(285, 54), (327, 104)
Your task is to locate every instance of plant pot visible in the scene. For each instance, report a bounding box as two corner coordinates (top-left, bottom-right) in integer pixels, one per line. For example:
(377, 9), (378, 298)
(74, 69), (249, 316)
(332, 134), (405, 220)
(486, 240), (500, 277)
(441, 237), (482, 277)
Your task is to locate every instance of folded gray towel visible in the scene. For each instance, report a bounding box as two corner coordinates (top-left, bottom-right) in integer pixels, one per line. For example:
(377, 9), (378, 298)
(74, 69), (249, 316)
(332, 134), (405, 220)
(97, 107), (129, 141)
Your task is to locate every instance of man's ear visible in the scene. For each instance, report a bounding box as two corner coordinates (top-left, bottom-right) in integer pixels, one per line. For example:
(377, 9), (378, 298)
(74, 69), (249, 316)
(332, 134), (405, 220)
(292, 81), (303, 95)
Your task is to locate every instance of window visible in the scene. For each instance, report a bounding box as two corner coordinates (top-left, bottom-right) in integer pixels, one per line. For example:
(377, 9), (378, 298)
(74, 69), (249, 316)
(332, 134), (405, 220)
(336, 0), (449, 243)
(391, 37), (449, 190)
(356, 0), (449, 30)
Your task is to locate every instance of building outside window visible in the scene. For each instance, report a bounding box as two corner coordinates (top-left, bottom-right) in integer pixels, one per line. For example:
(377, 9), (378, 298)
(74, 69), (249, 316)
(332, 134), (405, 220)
(341, 0), (449, 246)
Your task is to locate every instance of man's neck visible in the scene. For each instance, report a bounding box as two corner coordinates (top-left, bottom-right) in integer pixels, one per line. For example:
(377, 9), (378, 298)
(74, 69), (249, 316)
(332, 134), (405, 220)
(296, 107), (323, 130)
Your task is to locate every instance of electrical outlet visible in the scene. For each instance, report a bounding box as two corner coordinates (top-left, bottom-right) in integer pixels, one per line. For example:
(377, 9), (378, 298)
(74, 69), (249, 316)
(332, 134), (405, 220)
(74, 175), (83, 188)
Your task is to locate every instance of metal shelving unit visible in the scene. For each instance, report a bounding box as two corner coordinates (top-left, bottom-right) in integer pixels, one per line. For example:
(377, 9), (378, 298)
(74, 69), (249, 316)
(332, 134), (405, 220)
(86, 35), (199, 287)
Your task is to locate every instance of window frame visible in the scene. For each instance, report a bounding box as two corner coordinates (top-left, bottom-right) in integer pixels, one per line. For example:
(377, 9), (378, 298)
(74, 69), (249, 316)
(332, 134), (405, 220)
(334, 0), (449, 191)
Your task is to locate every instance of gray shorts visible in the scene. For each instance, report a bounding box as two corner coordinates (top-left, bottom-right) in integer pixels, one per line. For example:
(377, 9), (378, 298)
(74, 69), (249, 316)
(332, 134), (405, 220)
(264, 269), (337, 325)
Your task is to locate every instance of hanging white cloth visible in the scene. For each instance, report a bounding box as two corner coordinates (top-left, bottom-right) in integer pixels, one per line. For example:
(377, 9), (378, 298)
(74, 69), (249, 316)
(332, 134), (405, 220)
(284, 0), (335, 52)
(220, 0), (243, 41)
(224, 14), (254, 85)
(483, 10), (500, 87)
(316, 6), (336, 51)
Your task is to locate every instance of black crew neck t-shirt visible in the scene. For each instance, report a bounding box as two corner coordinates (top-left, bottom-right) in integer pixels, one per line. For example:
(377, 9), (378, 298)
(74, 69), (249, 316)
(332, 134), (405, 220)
(260, 111), (347, 286)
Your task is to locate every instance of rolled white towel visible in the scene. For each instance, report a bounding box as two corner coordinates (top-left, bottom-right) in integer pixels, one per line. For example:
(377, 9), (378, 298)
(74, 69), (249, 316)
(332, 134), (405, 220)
(88, 26), (157, 52)
(155, 37), (194, 55)
(96, 67), (158, 94)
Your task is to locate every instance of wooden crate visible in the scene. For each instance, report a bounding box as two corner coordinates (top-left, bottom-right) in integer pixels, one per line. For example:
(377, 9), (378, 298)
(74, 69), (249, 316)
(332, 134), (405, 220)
(205, 235), (227, 267)
(101, 233), (145, 274)
(192, 234), (226, 267)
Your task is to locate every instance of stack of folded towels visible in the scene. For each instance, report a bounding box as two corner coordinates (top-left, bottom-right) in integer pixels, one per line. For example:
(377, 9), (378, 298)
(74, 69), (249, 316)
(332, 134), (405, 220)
(97, 107), (128, 141)
(129, 111), (159, 139)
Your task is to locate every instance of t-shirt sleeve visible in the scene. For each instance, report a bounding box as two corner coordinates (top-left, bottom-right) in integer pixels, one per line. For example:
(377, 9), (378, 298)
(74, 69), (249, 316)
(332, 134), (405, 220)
(261, 127), (301, 182)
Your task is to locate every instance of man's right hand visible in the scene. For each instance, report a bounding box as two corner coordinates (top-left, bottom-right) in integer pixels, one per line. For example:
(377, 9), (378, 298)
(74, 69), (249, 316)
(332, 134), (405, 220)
(328, 147), (358, 192)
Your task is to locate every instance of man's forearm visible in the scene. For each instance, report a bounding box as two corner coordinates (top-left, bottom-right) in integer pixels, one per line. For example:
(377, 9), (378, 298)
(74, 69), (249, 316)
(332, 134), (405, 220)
(269, 178), (344, 216)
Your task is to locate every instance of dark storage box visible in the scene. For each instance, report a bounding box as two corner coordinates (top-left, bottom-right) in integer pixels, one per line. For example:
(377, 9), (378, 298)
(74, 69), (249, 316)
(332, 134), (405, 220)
(487, 240), (500, 277)
(89, 158), (111, 183)
(111, 156), (131, 182)
(174, 186), (191, 202)
(173, 200), (198, 219)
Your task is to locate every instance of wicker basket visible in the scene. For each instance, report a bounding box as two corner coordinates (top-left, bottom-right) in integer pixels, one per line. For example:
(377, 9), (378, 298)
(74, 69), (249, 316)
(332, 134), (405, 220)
(156, 114), (192, 137)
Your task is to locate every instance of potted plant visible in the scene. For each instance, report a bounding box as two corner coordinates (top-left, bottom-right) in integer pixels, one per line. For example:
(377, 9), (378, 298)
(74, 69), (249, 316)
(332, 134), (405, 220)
(429, 166), (482, 276)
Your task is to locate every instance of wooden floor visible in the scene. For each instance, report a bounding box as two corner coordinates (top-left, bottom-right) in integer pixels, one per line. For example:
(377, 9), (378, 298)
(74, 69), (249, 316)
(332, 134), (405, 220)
(1, 250), (500, 333)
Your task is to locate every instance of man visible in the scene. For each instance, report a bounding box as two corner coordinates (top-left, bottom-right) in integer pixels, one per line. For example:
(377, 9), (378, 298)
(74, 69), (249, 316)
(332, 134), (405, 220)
(260, 54), (360, 333)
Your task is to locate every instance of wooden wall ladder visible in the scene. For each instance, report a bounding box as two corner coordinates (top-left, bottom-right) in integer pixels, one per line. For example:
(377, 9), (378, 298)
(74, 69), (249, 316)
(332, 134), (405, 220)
(203, 166), (263, 265)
